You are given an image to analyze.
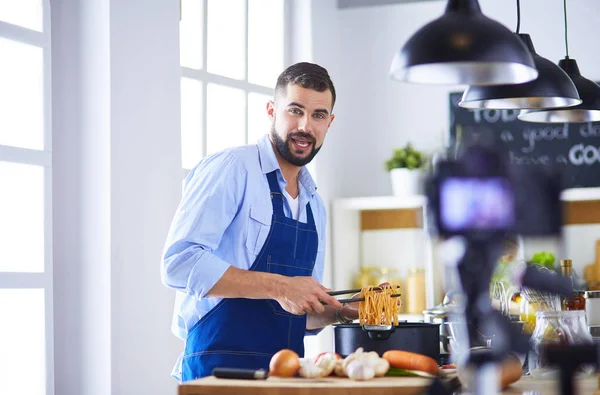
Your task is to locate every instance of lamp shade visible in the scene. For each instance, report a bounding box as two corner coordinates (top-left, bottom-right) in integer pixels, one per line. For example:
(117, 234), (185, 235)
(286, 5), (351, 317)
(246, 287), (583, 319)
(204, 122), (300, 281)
(389, 0), (538, 85)
(518, 58), (600, 123)
(459, 34), (581, 109)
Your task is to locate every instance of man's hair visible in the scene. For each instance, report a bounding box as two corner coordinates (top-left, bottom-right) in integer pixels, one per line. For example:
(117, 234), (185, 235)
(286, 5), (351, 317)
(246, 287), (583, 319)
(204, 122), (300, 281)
(275, 62), (336, 110)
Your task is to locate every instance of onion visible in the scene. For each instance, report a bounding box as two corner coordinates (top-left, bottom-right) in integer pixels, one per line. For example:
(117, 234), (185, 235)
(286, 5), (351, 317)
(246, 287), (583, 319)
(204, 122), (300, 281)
(269, 349), (301, 377)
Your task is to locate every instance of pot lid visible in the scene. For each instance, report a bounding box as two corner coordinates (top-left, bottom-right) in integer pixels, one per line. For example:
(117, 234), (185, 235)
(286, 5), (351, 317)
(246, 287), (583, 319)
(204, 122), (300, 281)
(424, 291), (464, 316)
(423, 303), (461, 317)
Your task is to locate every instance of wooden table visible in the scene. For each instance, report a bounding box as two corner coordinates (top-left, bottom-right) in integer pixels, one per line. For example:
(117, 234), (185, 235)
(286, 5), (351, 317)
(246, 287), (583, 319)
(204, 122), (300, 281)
(179, 374), (599, 395)
(500, 375), (598, 395)
(179, 376), (432, 395)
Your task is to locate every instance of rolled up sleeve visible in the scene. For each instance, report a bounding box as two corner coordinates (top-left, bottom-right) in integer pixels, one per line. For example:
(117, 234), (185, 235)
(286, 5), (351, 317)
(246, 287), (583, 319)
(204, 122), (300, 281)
(161, 153), (246, 299)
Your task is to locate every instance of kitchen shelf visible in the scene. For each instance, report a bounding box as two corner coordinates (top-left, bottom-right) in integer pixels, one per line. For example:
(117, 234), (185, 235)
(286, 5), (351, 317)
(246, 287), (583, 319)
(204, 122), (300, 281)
(330, 188), (600, 316)
(561, 187), (600, 202)
(334, 195), (426, 210)
(331, 195), (443, 311)
(335, 187), (600, 210)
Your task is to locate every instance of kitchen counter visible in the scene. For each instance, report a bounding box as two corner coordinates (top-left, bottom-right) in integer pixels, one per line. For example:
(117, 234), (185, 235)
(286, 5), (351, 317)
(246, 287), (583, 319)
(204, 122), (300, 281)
(179, 374), (600, 395)
(500, 375), (598, 395)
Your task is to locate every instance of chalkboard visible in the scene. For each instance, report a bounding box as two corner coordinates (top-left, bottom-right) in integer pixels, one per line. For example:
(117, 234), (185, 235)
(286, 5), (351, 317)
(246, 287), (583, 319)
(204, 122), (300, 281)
(449, 92), (600, 189)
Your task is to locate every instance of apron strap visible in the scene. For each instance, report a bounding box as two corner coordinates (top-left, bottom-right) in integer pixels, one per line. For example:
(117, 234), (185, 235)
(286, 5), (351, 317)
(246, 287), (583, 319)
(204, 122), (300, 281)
(266, 171), (285, 217)
(267, 170), (317, 227)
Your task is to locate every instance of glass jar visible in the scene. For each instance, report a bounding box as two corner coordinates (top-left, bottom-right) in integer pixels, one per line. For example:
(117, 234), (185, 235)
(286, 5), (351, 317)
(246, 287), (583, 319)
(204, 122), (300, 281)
(378, 267), (391, 284)
(586, 290), (600, 327)
(406, 267), (426, 314)
(564, 292), (586, 311)
(379, 268), (404, 313)
(353, 266), (381, 289)
(519, 298), (538, 334)
(528, 310), (594, 379)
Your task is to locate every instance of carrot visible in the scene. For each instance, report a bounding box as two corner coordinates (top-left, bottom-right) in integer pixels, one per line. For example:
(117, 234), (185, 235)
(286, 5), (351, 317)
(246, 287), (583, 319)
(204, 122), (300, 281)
(500, 354), (522, 389)
(382, 350), (439, 376)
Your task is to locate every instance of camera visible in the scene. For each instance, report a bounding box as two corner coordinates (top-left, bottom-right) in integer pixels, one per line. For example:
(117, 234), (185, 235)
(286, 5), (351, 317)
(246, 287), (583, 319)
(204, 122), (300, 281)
(426, 143), (564, 240)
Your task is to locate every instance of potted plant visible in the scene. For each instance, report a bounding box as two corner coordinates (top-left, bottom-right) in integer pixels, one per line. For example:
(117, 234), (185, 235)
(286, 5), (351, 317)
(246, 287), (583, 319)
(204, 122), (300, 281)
(385, 143), (427, 197)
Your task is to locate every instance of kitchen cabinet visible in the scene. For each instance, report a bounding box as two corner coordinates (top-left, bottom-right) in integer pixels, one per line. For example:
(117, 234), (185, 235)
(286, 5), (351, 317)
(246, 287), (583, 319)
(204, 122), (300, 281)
(330, 195), (443, 313)
(329, 187), (600, 316)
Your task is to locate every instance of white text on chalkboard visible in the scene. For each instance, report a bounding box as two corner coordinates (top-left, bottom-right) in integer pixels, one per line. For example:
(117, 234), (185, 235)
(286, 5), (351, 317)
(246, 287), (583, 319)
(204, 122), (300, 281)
(569, 144), (600, 165)
(509, 151), (551, 165)
(522, 125), (569, 153)
(580, 124), (600, 137)
(473, 109), (519, 124)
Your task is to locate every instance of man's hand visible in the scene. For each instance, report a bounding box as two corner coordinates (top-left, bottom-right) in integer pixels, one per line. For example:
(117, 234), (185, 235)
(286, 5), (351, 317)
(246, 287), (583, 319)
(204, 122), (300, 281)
(274, 276), (343, 315)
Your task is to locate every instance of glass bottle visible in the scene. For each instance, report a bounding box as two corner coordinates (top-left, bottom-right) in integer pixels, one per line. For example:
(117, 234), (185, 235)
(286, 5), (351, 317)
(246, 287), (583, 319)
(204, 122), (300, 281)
(406, 267), (426, 314)
(561, 259), (573, 310)
(561, 259), (587, 311)
(561, 259), (573, 282)
(565, 292), (586, 311)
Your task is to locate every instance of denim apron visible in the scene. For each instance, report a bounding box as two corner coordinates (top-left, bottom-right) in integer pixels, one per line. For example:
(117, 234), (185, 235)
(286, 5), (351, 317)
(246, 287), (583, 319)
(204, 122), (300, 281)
(181, 170), (318, 381)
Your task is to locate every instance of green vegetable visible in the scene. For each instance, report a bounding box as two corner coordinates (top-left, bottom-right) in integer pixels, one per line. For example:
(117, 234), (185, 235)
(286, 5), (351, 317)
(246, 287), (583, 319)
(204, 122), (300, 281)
(529, 251), (556, 270)
(385, 367), (435, 378)
(385, 143), (427, 171)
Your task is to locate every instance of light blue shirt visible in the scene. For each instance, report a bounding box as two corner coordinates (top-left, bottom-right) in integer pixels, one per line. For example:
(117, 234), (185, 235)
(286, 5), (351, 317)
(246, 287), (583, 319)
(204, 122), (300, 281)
(161, 134), (327, 343)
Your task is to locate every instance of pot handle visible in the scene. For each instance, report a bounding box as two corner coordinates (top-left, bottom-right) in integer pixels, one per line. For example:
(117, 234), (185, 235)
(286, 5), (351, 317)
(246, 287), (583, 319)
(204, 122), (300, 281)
(363, 325), (396, 340)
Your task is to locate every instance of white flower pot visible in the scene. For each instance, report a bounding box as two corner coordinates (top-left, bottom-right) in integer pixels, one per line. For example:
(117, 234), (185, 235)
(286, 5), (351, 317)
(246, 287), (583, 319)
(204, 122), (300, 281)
(390, 168), (422, 197)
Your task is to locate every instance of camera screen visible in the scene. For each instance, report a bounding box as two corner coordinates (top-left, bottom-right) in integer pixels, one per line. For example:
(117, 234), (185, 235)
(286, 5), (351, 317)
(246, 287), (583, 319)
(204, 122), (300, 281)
(440, 177), (515, 232)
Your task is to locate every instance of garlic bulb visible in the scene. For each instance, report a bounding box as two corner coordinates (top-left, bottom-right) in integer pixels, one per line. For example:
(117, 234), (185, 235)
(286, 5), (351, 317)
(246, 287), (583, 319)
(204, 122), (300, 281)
(298, 362), (324, 379)
(371, 358), (390, 377)
(342, 352), (357, 371)
(334, 359), (346, 377)
(315, 353), (338, 377)
(346, 360), (375, 381)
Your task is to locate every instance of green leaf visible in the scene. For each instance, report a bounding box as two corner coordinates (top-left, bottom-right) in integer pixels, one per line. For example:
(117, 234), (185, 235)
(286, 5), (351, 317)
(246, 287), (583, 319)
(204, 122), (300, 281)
(529, 251), (556, 270)
(385, 368), (436, 378)
(386, 143), (426, 170)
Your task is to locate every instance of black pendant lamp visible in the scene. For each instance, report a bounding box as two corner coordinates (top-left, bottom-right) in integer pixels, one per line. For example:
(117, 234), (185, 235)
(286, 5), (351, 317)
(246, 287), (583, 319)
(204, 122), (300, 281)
(459, 0), (580, 110)
(518, 0), (600, 123)
(389, 0), (538, 86)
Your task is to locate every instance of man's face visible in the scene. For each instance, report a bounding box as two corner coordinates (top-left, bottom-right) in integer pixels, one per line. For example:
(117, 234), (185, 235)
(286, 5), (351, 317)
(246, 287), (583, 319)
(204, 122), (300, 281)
(267, 84), (335, 167)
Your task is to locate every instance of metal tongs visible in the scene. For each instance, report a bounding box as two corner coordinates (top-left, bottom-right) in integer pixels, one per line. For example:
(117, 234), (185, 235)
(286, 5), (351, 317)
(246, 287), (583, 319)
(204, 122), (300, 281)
(327, 287), (401, 304)
(326, 287), (401, 336)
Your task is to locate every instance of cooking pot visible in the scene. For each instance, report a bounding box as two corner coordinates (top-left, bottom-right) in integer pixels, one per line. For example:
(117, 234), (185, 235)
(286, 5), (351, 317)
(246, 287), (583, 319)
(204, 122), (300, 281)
(333, 323), (440, 360)
(423, 292), (464, 353)
(423, 306), (458, 353)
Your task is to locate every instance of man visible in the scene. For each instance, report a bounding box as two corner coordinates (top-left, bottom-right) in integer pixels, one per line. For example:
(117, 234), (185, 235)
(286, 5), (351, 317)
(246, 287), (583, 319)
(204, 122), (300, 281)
(161, 62), (360, 382)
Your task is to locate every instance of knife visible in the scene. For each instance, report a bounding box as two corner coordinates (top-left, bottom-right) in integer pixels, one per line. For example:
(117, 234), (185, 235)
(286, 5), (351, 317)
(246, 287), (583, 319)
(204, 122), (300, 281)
(212, 367), (269, 380)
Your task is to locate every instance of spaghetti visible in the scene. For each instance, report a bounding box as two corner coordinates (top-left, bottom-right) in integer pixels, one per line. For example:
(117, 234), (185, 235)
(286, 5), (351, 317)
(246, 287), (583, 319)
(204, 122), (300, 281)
(358, 285), (401, 326)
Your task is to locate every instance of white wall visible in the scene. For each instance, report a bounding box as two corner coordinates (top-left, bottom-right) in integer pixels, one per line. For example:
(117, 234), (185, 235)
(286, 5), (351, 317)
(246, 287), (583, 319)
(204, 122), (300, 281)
(52, 0), (182, 394)
(311, 0), (600, 279)
(320, 0), (600, 198)
(109, 1), (183, 394)
(49, 0), (600, 390)
(52, 0), (86, 392)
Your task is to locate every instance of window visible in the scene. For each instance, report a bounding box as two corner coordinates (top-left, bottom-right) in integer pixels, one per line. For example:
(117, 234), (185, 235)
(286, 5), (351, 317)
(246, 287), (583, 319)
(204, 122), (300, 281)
(0, 1), (53, 395)
(179, 0), (286, 173)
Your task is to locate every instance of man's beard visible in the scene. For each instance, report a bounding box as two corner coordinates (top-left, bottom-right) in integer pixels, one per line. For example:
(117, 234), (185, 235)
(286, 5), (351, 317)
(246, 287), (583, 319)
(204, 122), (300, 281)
(270, 124), (321, 167)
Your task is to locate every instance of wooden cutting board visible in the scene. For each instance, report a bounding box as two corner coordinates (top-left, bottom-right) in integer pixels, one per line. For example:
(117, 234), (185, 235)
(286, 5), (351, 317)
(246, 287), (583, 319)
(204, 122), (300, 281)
(179, 376), (433, 395)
